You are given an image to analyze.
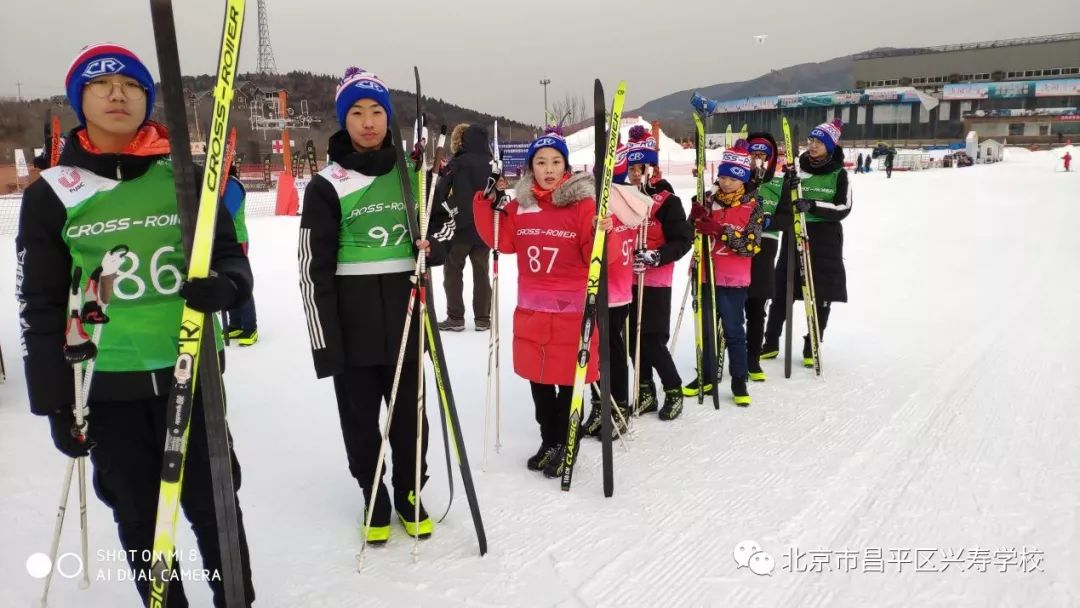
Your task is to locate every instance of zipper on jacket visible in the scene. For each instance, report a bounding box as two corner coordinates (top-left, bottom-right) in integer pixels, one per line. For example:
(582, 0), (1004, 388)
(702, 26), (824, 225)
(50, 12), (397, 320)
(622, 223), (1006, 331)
(151, 372), (160, 396)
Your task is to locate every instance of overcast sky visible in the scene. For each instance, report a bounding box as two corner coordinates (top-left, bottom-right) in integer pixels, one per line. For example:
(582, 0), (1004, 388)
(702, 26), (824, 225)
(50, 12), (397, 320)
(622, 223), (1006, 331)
(2, 0), (1078, 124)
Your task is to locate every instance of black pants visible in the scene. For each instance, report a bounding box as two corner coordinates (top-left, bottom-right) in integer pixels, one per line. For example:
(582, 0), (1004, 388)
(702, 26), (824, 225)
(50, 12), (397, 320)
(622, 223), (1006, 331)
(630, 286), (681, 391)
(443, 242), (491, 323)
(530, 383), (572, 446)
(607, 304), (630, 404)
(332, 365), (429, 496)
(765, 296), (832, 346)
(225, 296), (257, 332)
(746, 297), (767, 372)
(88, 394), (254, 608)
(886, 165), (893, 178)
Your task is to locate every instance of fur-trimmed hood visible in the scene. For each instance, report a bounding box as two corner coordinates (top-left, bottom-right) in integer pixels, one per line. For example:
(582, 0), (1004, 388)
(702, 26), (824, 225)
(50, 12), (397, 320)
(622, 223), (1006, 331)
(514, 170), (595, 210)
(450, 123), (469, 154)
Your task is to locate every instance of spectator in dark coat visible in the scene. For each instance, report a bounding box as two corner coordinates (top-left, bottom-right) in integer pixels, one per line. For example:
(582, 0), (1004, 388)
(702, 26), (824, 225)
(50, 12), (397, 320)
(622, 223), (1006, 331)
(855, 152), (864, 174)
(431, 123), (494, 331)
(885, 148), (895, 178)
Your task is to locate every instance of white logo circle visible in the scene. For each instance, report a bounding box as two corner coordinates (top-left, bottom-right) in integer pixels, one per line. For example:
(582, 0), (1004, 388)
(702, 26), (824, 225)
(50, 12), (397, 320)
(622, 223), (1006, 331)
(26, 553), (52, 579)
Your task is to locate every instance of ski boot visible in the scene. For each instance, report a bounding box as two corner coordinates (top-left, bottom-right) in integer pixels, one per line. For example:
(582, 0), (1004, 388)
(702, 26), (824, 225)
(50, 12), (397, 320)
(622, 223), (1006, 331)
(731, 376), (751, 407)
(236, 328), (259, 346)
(658, 388), (684, 421)
(636, 381), (658, 415)
(681, 378), (714, 398)
(543, 442), (578, 479)
(802, 335), (815, 368)
(527, 443), (560, 472)
(224, 327), (243, 341)
(362, 483), (392, 545)
(612, 400), (631, 436)
(759, 339), (780, 360)
(395, 489), (433, 538)
(583, 396), (604, 438)
(748, 359), (767, 382)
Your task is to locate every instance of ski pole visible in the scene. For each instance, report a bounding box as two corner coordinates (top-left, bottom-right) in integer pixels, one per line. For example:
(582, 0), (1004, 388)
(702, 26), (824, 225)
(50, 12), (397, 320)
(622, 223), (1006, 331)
(483, 202), (502, 469)
(668, 268), (692, 354)
(631, 217), (647, 416)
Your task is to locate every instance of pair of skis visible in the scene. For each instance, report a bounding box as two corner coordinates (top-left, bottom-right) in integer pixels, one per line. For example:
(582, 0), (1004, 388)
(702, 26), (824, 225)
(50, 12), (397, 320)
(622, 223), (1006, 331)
(147, 0), (248, 605)
(560, 79), (625, 494)
(691, 112), (722, 409)
(780, 117), (823, 378)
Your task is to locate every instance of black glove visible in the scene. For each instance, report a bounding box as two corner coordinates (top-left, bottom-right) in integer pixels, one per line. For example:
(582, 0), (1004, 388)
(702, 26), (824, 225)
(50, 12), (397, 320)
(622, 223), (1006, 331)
(48, 409), (92, 458)
(793, 198), (815, 213)
(180, 272), (239, 313)
(782, 166), (801, 191)
(633, 249), (661, 271)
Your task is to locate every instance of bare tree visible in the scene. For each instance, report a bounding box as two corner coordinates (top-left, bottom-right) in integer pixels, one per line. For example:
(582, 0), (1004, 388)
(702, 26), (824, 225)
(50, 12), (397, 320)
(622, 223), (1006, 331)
(549, 92), (587, 127)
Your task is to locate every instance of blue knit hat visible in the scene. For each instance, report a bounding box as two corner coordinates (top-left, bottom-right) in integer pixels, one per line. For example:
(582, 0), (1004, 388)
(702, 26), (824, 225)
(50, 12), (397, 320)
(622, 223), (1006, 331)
(65, 43), (155, 126)
(808, 119), (843, 154)
(625, 124), (658, 167)
(717, 140), (752, 183)
(527, 127), (569, 166)
(747, 137), (774, 161)
(335, 67), (393, 129)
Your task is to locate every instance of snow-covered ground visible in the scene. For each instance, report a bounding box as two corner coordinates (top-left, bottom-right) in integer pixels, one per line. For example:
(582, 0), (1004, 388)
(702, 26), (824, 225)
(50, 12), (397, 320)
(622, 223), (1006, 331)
(1, 151), (1078, 607)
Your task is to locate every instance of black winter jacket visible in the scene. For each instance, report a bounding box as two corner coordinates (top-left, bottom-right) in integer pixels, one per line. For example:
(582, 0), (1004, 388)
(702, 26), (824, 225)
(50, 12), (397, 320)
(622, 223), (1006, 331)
(430, 125), (492, 247)
(298, 130), (449, 378)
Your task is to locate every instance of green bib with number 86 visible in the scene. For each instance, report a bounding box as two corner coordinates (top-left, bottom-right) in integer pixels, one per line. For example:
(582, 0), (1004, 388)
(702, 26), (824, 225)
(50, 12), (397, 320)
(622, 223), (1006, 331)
(44, 159), (222, 373)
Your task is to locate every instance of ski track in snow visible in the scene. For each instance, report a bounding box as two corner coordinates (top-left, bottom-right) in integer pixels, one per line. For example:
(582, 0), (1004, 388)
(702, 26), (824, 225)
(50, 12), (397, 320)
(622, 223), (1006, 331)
(0, 149), (1078, 607)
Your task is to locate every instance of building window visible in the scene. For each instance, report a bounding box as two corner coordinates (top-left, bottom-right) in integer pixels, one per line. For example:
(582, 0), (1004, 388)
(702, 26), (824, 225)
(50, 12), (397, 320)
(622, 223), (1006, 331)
(857, 106), (867, 125)
(1050, 68), (1061, 76)
(920, 104), (931, 123)
(1008, 123), (1025, 136)
(939, 101), (951, 121)
(841, 106), (851, 124)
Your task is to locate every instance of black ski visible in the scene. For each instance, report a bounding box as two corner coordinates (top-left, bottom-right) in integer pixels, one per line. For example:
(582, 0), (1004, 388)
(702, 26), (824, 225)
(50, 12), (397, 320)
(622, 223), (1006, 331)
(594, 80), (614, 497)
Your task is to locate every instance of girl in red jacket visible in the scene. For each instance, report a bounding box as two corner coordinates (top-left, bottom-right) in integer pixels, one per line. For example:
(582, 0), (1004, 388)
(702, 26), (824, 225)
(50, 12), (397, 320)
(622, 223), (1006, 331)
(689, 141), (764, 406)
(474, 129), (601, 478)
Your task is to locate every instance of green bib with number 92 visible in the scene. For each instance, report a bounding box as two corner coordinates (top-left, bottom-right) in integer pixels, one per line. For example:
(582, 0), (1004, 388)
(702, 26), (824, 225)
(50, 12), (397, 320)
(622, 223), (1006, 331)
(318, 161), (417, 276)
(43, 159), (222, 373)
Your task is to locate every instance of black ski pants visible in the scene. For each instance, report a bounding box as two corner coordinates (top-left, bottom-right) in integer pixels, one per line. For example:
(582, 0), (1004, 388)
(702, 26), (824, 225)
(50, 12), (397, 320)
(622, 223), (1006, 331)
(530, 383), (572, 446)
(87, 394), (254, 608)
(332, 365), (429, 497)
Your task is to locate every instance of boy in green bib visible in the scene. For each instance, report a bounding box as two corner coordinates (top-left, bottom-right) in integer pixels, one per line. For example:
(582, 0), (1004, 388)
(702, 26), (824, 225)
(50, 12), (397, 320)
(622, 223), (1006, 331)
(17, 43), (255, 607)
(299, 67), (449, 544)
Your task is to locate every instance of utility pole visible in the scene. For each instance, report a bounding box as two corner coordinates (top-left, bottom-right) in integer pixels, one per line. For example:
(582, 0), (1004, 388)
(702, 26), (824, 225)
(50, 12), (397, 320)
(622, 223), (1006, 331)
(15, 81), (23, 101)
(539, 78), (551, 125)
